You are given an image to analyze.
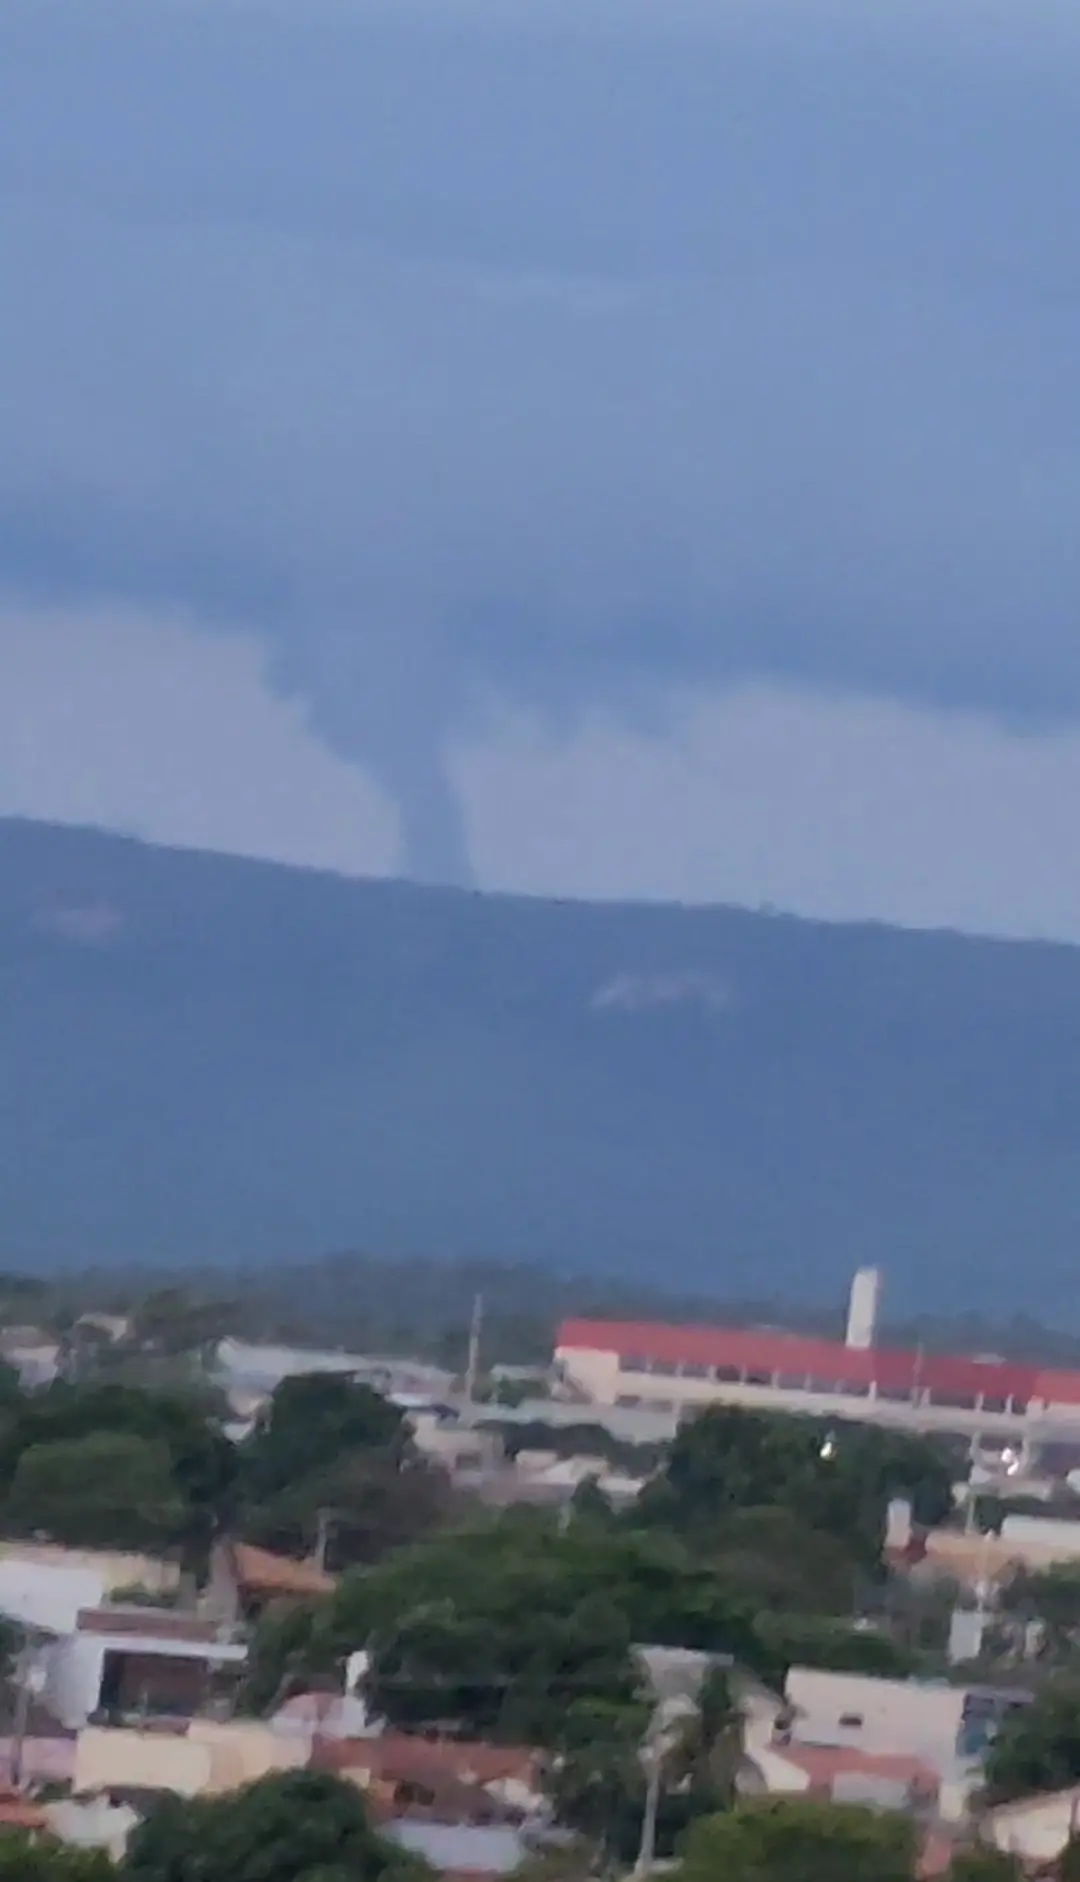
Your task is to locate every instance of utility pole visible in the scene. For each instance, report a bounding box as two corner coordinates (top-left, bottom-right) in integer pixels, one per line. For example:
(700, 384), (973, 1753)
(9, 1630), (39, 1791)
(632, 1742), (663, 1882)
(314, 1508), (334, 1575)
(463, 1294), (484, 1403)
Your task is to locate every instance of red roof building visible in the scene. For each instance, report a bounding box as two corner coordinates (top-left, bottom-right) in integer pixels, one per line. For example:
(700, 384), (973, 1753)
(554, 1318), (1080, 1437)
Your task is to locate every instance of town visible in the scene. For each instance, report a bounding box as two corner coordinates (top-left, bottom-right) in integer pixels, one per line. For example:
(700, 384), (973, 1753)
(0, 1270), (1077, 1879)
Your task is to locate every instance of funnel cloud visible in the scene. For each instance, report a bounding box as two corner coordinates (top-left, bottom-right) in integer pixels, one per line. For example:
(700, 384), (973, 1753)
(3, 0), (1080, 883)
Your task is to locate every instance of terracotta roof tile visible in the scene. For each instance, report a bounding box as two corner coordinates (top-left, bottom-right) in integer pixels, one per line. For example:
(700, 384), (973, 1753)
(315, 1735), (542, 1790)
(230, 1543), (337, 1598)
(776, 1744), (939, 1795)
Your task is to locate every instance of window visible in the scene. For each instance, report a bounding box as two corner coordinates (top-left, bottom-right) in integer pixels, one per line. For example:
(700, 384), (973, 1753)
(776, 1373), (809, 1391)
(928, 1391), (976, 1411)
(837, 1381), (871, 1398)
(745, 1369), (773, 1387)
(619, 1354), (649, 1374)
(681, 1362), (713, 1380)
(616, 1394), (642, 1409)
(1010, 1399), (1029, 1415)
(838, 1713), (864, 1730)
(651, 1398), (674, 1413)
(979, 1395), (1008, 1414)
(651, 1359), (678, 1377)
(715, 1365), (743, 1383)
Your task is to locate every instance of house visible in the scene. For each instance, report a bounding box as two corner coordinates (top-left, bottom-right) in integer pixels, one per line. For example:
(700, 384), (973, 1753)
(984, 1787), (1080, 1865)
(744, 1740), (940, 1814)
(204, 1539), (336, 1626)
(73, 1718), (308, 1800)
(314, 1735), (546, 1823)
(0, 1542), (181, 1605)
(41, 1606), (247, 1730)
(783, 1667), (1031, 1768)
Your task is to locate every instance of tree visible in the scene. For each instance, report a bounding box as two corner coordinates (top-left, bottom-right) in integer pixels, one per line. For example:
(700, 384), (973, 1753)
(638, 1406), (952, 1572)
(0, 1835), (116, 1881)
(365, 1587), (642, 1743)
(983, 1683), (1080, 1803)
(242, 1375), (406, 1505)
(679, 1797), (917, 1882)
(243, 1448), (458, 1571)
(3, 1432), (187, 1552)
(756, 1614), (919, 1680)
(0, 1381), (238, 1550)
(246, 1508), (788, 1722)
(999, 1566), (1080, 1663)
(124, 1769), (421, 1882)
(947, 1848), (1025, 1882)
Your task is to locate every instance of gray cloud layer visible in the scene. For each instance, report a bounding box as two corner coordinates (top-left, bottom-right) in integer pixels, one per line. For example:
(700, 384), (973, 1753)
(3, 0), (1080, 879)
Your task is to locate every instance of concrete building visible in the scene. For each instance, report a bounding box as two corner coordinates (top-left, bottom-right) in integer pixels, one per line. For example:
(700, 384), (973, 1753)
(985, 1786), (1080, 1863)
(40, 1607), (247, 1730)
(73, 1718), (308, 1800)
(0, 1544), (181, 1604)
(783, 1668), (1030, 1774)
(215, 1339), (455, 1407)
(555, 1316), (1080, 1451)
(846, 1269), (883, 1351)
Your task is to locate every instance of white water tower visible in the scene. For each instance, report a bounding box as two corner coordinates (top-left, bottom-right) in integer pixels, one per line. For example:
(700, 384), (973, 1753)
(845, 1267), (882, 1350)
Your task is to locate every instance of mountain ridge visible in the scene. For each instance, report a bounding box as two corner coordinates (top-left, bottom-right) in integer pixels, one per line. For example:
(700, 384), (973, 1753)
(1, 816), (1077, 1318)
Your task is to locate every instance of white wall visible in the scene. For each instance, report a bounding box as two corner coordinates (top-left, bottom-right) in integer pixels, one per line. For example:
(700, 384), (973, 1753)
(41, 1635), (106, 1731)
(0, 1561), (104, 1635)
(555, 1342), (1076, 1442)
(785, 1669), (965, 1768)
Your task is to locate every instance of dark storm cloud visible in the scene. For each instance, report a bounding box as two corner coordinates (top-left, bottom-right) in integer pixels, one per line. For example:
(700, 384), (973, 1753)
(3, 0), (1080, 879)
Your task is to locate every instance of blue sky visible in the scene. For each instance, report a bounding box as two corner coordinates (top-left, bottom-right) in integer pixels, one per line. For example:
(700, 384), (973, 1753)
(4, 0), (1080, 934)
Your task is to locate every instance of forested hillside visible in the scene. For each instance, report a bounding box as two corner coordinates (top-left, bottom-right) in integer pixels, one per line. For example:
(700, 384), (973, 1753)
(1, 817), (1077, 1318)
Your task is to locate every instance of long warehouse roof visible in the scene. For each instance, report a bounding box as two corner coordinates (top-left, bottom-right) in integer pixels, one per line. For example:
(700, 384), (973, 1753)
(556, 1318), (1080, 1407)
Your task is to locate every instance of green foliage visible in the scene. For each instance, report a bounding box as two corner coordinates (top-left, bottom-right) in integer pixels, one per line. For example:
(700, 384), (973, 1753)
(236, 1373), (457, 1574)
(0, 1834), (117, 1881)
(0, 1380), (238, 1555)
(947, 1847), (1026, 1882)
(366, 1585), (641, 1743)
(242, 1448), (457, 1573)
(983, 1682), (1080, 1802)
(756, 1614), (919, 1679)
(679, 1797), (918, 1882)
(246, 1509), (788, 1741)
(999, 1565), (1080, 1662)
(639, 1406), (953, 1571)
(242, 1375), (406, 1505)
(4, 1432), (187, 1553)
(124, 1769), (419, 1882)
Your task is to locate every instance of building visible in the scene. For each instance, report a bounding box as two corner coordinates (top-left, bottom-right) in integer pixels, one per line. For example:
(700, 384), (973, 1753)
(205, 1540), (336, 1626)
(40, 1607), (247, 1730)
(73, 1718), (309, 1800)
(984, 1786), (1080, 1864)
(555, 1316), (1080, 1450)
(0, 1543), (182, 1605)
(314, 1734), (546, 1822)
(782, 1668), (1029, 1776)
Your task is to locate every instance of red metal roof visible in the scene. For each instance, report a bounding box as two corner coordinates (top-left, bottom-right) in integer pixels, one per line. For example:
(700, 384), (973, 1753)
(555, 1318), (1080, 1407)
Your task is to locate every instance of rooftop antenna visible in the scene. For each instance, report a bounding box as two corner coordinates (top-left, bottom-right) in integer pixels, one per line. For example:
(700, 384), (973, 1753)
(464, 1293), (484, 1403)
